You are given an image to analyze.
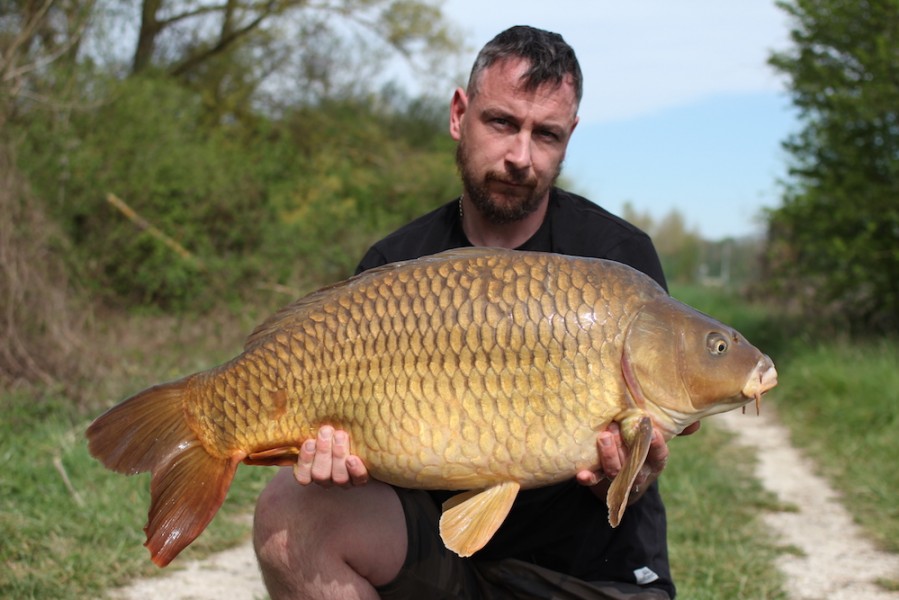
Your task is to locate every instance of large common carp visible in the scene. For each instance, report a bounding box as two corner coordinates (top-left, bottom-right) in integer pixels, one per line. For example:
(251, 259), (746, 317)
(86, 247), (777, 567)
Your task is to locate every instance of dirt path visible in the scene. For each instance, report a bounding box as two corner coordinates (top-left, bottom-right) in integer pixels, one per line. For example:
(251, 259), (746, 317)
(714, 409), (899, 600)
(109, 540), (268, 600)
(110, 410), (899, 600)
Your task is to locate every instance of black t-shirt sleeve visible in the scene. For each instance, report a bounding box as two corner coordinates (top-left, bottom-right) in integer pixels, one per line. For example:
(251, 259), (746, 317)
(548, 188), (668, 291)
(602, 236), (668, 292)
(355, 245), (389, 275)
(354, 200), (466, 275)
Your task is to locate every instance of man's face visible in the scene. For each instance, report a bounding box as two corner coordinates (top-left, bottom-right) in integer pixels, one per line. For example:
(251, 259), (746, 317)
(450, 58), (579, 225)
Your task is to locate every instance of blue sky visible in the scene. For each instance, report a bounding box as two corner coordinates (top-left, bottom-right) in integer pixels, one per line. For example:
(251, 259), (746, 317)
(431, 0), (800, 239)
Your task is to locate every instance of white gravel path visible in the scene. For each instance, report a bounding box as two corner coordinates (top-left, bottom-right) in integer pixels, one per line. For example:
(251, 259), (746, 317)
(714, 409), (899, 600)
(110, 410), (899, 600)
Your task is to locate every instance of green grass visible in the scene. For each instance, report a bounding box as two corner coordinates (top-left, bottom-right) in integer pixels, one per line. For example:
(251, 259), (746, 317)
(665, 424), (787, 599)
(0, 390), (275, 599)
(773, 340), (899, 555)
(0, 309), (278, 599)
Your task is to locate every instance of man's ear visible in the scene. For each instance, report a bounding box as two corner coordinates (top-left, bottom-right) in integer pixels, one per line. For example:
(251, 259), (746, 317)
(449, 87), (468, 141)
(569, 114), (580, 139)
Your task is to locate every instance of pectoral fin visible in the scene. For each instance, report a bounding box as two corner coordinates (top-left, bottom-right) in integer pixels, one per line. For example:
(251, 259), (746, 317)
(606, 412), (654, 527)
(439, 481), (520, 557)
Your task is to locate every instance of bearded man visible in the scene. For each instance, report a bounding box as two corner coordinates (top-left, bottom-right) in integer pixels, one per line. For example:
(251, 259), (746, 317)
(253, 25), (692, 600)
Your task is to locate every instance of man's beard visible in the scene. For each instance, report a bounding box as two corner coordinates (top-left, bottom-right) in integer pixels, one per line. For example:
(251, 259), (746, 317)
(455, 139), (561, 225)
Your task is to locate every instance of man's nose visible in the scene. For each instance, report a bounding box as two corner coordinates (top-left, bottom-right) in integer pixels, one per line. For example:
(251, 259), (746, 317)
(505, 132), (532, 171)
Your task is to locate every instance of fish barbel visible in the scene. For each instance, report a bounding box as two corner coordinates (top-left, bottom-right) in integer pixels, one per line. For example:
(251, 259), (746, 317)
(86, 247), (777, 567)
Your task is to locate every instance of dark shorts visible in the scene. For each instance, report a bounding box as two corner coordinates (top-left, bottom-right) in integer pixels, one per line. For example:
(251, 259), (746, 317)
(376, 488), (671, 600)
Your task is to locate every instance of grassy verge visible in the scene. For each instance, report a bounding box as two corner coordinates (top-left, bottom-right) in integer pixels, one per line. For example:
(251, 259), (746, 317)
(0, 388), (275, 599)
(773, 340), (899, 555)
(665, 424), (787, 599)
(0, 309), (279, 599)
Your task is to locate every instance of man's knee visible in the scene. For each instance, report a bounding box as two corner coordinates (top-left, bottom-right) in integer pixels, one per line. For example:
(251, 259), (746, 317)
(252, 470), (408, 598)
(253, 469), (299, 587)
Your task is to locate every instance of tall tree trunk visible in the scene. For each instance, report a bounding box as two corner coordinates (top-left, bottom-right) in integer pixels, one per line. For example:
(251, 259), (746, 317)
(132, 0), (163, 74)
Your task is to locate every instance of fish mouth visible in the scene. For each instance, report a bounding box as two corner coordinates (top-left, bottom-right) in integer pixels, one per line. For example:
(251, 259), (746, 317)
(741, 355), (778, 414)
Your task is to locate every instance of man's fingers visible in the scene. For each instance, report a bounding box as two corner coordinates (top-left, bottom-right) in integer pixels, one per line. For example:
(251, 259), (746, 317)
(598, 424), (623, 479)
(680, 421), (701, 436)
(310, 426), (335, 484)
(329, 430), (351, 486)
(576, 469), (604, 487)
(346, 456), (370, 486)
(292, 426), (369, 488)
(293, 439), (317, 485)
(644, 430), (670, 476)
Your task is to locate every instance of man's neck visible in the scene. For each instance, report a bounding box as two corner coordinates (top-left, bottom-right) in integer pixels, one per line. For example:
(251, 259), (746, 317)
(460, 196), (549, 249)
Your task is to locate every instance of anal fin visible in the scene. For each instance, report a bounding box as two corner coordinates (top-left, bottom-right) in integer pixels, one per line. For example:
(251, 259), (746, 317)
(439, 481), (520, 557)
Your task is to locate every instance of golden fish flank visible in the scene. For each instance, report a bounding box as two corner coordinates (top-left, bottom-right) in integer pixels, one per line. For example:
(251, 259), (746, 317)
(86, 247), (778, 567)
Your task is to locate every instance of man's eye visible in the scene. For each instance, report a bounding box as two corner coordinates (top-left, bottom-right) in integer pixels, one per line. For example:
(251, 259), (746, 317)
(537, 130), (560, 142)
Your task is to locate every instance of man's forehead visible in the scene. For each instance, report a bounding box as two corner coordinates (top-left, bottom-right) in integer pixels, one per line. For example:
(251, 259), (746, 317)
(473, 59), (578, 121)
(476, 58), (578, 110)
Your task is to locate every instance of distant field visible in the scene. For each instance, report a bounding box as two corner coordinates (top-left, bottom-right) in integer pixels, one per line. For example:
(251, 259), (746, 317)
(3, 288), (895, 598)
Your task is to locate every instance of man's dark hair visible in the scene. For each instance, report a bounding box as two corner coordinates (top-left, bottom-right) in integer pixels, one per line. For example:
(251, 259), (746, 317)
(467, 25), (583, 108)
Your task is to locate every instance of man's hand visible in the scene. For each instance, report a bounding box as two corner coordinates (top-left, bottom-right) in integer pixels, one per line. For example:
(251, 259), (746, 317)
(576, 421), (701, 502)
(293, 425), (369, 487)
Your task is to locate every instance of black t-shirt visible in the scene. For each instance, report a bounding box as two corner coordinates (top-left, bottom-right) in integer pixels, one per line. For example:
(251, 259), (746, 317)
(356, 187), (675, 597)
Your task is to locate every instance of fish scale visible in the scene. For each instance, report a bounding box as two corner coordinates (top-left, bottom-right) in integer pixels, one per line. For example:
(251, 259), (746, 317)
(86, 246), (777, 566)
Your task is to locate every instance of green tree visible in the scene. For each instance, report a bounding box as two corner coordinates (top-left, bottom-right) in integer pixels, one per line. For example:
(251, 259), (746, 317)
(765, 0), (899, 332)
(652, 209), (702, 284)
(620, 203), (703, 284)
(0, 0), (95, 129)
(127, 0), (460, 123)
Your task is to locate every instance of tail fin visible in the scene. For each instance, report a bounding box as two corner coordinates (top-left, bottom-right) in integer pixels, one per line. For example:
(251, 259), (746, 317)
(86, 377), (239, 567)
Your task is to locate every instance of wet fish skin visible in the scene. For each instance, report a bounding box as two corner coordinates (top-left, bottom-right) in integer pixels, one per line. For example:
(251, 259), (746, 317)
(86, 247), (777, 567)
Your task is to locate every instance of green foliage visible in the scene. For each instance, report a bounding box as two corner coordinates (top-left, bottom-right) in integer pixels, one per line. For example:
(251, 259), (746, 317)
(621, 202), (704, 284)
(4, 0), (465, 313)
(17, 75), (272, 309)
(765, 0), (899, 332)
(13, 75), (458, 310)
(621, 202), (767, 288)
(265, 95), (458, 285)
(130, 0), (461, 124)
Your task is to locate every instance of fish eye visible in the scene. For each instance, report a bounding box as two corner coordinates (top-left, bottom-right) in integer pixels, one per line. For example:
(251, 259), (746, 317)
(707, 334), (728, 355)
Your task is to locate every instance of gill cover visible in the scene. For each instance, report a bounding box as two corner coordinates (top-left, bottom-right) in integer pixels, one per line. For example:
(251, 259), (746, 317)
(623, 297), (766, 432)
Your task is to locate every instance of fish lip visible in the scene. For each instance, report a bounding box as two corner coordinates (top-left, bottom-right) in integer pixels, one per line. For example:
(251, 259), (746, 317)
(741, 357), (778, 412)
